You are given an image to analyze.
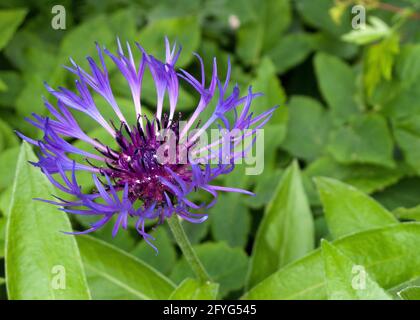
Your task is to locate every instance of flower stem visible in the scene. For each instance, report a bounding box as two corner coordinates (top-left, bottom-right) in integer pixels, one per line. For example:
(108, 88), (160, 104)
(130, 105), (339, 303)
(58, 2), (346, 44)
(167, 216), (211, 283)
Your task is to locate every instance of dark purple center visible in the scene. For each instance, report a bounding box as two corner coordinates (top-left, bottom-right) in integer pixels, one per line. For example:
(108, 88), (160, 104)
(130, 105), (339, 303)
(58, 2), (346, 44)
(95, 115), (192, 205)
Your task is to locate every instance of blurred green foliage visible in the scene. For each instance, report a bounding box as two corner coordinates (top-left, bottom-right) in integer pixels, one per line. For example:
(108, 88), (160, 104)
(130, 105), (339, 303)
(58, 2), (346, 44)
(1, 0), (420, 300)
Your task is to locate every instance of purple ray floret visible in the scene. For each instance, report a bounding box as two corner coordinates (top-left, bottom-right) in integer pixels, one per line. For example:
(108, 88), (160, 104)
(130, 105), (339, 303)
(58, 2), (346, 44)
(18, 38), (276, 251)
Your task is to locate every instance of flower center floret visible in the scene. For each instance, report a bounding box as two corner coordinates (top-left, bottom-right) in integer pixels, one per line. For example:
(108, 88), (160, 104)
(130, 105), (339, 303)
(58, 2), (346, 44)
(96, 114), (192, 205)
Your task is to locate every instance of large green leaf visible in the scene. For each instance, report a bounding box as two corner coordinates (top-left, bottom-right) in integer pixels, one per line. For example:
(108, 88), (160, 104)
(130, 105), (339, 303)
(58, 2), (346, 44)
(0, 216), (5, 258)
(242, 223), (420, 299)
(169, 278), (219, 300)
(171, 242), (248, 297)
(282, 96), (331, 161)
(321, 241), (392, 300)
(85, 269), (138, 300)
(0, 8), (27, 51)
(314, 52), (359, 123)
(246, 161), (314, 289)
(77, 235), (176, 300)
(315, 177), (398, 238)
(327, 114), (395, 168)
(5, 143), (91, 300)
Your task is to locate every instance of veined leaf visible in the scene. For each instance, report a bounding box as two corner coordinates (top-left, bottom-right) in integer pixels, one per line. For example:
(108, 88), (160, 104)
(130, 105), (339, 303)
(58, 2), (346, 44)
(327, 114), (395, 168)
(77, 235), (175, 300)
(169, 278), (219, 300)
(0, 216), (5, 258)
(282, 96), (331, 161)
(398, 286), (420, 300)
(314, 52), (359, 123)
(321, 240), (391, 300)
(242, 223), (420, 299)
(5, 143), (91, 300)
(246, 161), (314, 289)
(315, 177), (398, 238)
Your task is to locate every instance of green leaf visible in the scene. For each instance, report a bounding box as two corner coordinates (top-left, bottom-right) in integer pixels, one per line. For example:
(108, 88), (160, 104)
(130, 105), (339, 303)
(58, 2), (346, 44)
(315, 177), (398, 239)
(0, 8), (27, 51)
(169, 278), (219, 300)
(59, 15), (115, 68)
(398, 286), (420, 300)
(321, 241), (392, 300)
(0, 71), (22, 108)
(342, 17), (391, 45)
(0, 119), (18, 151)
(304, 156), (406, 200)
(107, 8), (137, 42)
(0, 277), (4, 286)
(374, 178), (420, 211)
(0, 78), (7, 92)
(182, 218), (209, 244)
(250, 57), (287, 129)
(5, 143), (91, 300)
(246, 161), (314, 289)
(0, 186), (12, 216)
(266, 33), (314, 74)
(85, 269), (138, 300)
(210, 193), (251, 248)
(246, 169), (283, 209)
(364, 34), (400, 97)
(138, 15), (200, 67)
(312, 32), (358, 59)
(171, 242), (248, 297)
(282, 96), (331, 161)
(394, 205), (420, 221)
(130, 227), (177, 275)
(0, 216), (5, 258)
(237, 0), (291, 65)
(314, 52), (359, 122)
(242, 223), (420, 299)
(396, 44), (420, 86)
(295, 0), (350, 37)
(394, 115), (420, 175)
(327, 114), (395, 168)
(76, 235), (176, 300)
(0, 146), (19, 192)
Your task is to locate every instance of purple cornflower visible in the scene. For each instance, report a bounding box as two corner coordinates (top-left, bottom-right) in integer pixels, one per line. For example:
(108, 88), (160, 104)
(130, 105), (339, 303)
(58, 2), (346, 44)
(18, 38), (275, 250)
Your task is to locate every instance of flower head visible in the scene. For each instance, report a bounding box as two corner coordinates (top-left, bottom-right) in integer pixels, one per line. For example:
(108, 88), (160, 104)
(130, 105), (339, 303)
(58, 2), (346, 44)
(18, 38), (275, 251)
